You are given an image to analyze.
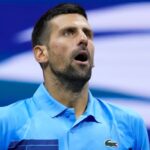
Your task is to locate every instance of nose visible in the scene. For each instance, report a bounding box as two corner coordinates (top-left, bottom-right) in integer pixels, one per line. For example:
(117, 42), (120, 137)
(77, 30), (88, 47)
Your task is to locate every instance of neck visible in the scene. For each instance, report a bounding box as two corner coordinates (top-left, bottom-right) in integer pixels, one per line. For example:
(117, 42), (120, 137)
(44, 72), (89, 118)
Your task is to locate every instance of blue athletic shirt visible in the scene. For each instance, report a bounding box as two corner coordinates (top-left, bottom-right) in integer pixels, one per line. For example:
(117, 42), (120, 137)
(0, 84), (149, 150)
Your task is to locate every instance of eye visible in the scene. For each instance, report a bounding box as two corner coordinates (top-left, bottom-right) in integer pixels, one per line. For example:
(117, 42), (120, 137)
(63, 28), (76, 37)
(84, 29), (93, 39)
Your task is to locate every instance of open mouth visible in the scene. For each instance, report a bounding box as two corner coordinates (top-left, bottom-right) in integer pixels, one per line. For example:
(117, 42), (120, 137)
(74, 52), (88, 62)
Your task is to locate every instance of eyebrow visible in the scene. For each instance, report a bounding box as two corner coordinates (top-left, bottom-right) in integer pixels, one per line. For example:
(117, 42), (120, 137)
(60, 26), (93, 36)
(61, 26), (77, 31)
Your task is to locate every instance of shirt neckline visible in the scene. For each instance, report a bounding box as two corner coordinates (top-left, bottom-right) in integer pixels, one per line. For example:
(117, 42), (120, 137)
(32, 83), (103, 122)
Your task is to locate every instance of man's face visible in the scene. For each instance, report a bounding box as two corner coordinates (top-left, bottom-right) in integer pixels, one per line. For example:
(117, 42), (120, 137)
(46, 13), (94, 82)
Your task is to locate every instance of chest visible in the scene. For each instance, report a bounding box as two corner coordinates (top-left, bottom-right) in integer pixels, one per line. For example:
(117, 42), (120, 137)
(8, 114), (134, 150)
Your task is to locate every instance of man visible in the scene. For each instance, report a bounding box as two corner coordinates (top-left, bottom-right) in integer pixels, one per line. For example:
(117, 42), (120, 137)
(0, 3), (149, 150)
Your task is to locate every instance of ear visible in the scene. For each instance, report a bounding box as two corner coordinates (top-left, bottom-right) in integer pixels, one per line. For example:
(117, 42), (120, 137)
(33, 45), (48, 63)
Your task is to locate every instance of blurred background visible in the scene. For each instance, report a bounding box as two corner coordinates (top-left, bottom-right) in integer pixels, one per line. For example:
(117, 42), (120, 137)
(0, 0), (150, 142)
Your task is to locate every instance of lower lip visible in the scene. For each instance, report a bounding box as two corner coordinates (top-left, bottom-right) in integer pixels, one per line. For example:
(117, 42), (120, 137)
(74, 60), (89, 65)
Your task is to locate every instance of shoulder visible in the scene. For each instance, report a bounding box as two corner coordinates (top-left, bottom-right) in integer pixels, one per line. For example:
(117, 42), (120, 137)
(0, 98), (30, 115)
(96, 98), (145, 126)
(0, 98), (38, 148)
(0, 98), (33, 130)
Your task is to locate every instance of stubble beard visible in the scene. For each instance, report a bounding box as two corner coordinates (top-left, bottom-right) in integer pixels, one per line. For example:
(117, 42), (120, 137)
(50, 63), (92, 92)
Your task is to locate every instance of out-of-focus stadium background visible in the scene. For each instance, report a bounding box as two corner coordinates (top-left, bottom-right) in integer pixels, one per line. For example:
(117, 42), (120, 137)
(0, 0), (150, 142)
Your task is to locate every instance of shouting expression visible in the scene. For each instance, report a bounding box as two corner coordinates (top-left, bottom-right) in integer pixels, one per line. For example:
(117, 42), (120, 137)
(45, 14), (95, 83)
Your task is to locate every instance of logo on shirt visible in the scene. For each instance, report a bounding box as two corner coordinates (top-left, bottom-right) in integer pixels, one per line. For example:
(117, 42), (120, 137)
(105, 139), (118, 148)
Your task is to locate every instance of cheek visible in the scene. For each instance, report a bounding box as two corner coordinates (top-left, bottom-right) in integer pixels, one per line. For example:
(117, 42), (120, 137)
(50, 40), (69, 55)
(48, 41), (70, 65)
(49, 42), (62, 58)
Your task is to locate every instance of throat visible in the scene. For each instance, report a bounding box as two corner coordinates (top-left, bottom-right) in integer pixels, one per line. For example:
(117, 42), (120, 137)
(44, 73), (89, 116)
(61, 77), (87, 93)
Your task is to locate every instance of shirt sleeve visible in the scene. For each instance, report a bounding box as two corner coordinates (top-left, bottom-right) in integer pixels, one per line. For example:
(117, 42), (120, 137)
(0, 112), (6, 149)
(0, 108), (10, 150)
(133, 115), (150, 150)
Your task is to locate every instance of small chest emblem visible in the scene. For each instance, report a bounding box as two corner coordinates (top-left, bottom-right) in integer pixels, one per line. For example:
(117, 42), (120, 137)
(105, 139), (118, 148)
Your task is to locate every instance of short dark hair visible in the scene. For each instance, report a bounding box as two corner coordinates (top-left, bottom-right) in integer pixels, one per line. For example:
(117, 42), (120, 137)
(31, 3), (87, 48)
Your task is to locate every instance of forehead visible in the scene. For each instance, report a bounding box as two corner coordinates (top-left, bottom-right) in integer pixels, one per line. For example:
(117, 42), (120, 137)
(49, 14), (91, 31)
